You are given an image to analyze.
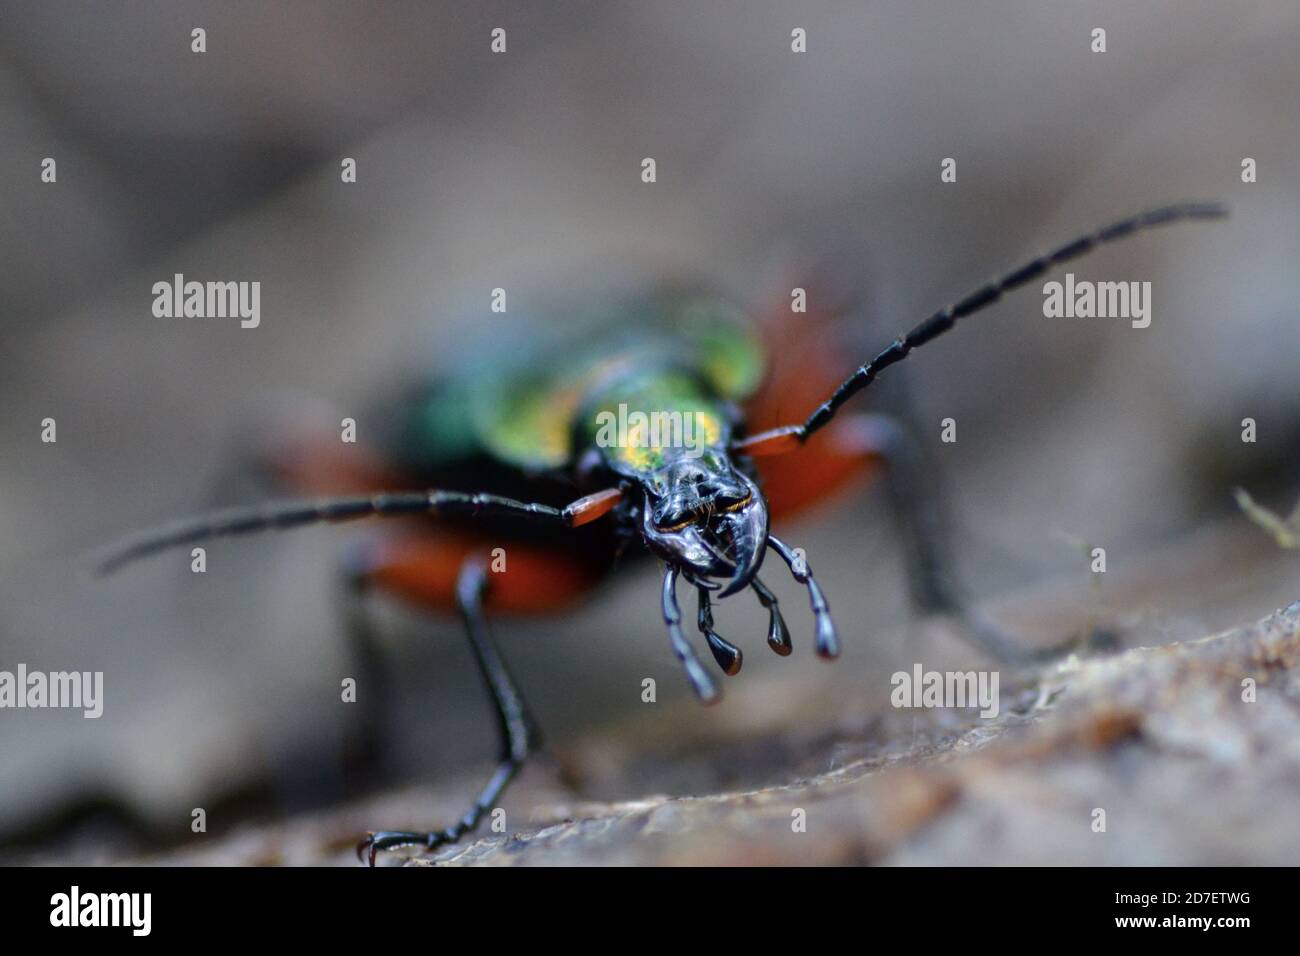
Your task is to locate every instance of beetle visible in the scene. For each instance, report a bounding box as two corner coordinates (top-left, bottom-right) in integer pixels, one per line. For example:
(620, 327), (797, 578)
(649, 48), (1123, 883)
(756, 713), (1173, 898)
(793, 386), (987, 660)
(95, 201), (1226, 864)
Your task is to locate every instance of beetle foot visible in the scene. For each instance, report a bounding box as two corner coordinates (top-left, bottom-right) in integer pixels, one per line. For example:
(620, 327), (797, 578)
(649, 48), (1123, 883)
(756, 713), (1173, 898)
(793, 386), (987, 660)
(944, 607), (1121, 668)
(356, 827), (459, 867)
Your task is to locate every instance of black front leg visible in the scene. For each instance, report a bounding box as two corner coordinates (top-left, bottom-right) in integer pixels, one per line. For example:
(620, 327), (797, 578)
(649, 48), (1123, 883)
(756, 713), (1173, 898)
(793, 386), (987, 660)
(866, 413), (1112, 663)
(358, 558), (539, 866)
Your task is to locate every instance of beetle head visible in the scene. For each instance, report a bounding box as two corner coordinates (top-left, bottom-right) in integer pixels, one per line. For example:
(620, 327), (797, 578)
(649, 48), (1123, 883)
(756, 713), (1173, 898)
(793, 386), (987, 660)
(639, 452), (768, 597)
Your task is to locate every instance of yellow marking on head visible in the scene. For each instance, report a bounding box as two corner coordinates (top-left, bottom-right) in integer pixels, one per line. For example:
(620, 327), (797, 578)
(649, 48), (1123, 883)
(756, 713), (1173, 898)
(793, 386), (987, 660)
(694, 412), (722, 448)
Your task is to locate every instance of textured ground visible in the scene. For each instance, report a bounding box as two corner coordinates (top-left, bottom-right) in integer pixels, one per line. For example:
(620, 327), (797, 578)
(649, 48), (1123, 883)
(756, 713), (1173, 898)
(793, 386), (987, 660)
(136, 543), (1300, 866)
(429, 603), (1300, 867)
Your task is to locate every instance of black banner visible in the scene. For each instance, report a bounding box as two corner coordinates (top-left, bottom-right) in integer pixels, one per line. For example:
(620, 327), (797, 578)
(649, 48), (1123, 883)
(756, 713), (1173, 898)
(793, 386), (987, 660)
(0, 866), (1279, 941)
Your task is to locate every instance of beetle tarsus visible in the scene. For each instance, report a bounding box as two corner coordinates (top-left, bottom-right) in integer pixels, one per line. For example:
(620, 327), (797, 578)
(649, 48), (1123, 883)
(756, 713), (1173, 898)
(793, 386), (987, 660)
(359, 559), (538, 866)
(357, 827), (461, 867)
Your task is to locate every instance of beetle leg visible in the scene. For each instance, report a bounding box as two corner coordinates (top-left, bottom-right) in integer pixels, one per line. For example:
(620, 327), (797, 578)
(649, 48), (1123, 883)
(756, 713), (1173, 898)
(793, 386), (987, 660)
(862, 412), (1116, 663)
(661, 566), (720, 703)
(766, 535), (839, 659)
(357, 557), (539, 866)
(696, 587), (742, 675)
(750, 575), (792, 656)
(864, 413), (1040, 663)
(742, 408), (1113, 663)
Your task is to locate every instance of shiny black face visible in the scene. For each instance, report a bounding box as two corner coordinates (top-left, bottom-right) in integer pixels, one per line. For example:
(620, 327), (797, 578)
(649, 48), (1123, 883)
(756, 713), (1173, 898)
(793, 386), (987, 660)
(639, 453), (769, 596)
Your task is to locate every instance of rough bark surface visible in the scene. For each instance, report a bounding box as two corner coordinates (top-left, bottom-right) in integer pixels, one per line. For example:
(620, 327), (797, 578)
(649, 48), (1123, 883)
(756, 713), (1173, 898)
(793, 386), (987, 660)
(142, 597), (1300, 866)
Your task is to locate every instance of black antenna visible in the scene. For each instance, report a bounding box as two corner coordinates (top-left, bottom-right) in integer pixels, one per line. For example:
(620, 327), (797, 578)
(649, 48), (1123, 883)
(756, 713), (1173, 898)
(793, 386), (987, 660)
(799, 201), (1228, 439)
(92, 491), (568, 576)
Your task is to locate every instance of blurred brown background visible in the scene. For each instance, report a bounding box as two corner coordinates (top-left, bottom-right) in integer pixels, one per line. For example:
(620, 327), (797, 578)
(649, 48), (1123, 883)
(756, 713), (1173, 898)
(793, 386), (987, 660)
(1, 1), (1297, 862)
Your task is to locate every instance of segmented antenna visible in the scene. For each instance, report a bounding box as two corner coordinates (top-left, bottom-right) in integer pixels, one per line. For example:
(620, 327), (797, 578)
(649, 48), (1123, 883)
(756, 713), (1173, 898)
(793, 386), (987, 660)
(92, 491), (566, 575)
(800, 201), (1228, 439)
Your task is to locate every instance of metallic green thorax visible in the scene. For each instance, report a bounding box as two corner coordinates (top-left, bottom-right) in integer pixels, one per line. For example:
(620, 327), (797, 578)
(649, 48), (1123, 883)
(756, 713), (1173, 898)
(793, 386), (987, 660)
(580, 367), (729, 475)
(401, 296), (765, 476)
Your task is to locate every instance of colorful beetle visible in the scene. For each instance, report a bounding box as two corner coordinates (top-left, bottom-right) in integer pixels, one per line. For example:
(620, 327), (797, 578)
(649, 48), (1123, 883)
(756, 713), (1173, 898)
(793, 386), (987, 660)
(96, 201), (1226, 864)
